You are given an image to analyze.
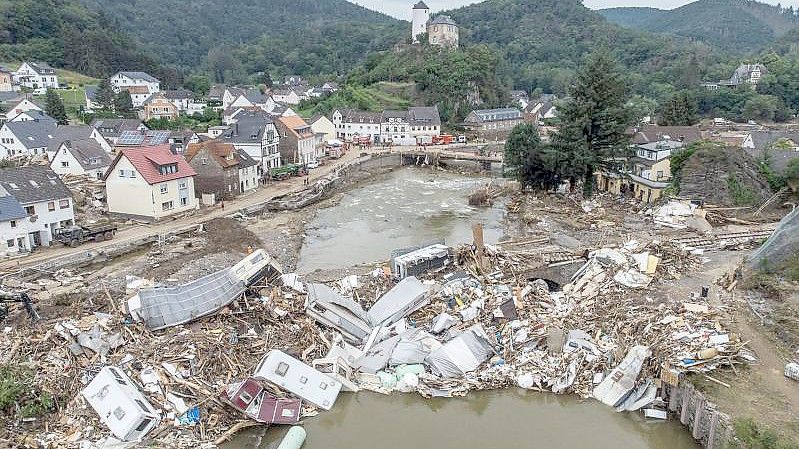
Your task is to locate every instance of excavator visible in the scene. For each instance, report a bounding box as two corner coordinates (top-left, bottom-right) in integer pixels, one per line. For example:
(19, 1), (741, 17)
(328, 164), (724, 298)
(0, 290), (40, 322)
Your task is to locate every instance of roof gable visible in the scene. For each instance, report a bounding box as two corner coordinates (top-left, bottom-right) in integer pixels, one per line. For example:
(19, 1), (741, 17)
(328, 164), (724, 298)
(108, 145), (196, 185)
(0, 166), (71, 204)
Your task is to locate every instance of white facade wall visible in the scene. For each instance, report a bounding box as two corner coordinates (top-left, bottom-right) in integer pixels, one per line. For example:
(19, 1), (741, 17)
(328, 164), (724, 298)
(272, 92), (301, 105)
(412, 7), (430, 42)
(409, 124), (440, 139)
(13, 63), (59, 89)
(310, 117), (336, 142)
(50, 146), (108, 179)
(297, 137), (317, 164)
(0, 218), (30, 254)
(0, 125), (46, 158)
(15, 198), (75, 248)
(110, 74), (160, 94)
(238, 165), (259, 193)
(106, 156), (196, 220)
(381, 119), (410, 142)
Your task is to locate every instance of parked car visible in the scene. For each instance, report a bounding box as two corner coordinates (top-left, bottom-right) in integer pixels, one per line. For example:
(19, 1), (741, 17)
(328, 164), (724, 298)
(306, 159), (320, 169)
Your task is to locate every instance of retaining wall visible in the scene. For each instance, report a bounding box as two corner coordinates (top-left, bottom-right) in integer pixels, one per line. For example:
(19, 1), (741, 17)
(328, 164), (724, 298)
(668, 381), (735, 449)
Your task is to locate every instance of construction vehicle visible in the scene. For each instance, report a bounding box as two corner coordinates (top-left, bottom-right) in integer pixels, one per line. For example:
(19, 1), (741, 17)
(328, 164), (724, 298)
(0, 290), (40, 322)
(55, 224), (118, 248)
(268, 164), (302, 181)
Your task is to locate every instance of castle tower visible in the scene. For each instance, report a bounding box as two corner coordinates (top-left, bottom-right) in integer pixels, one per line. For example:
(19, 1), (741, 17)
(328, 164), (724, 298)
(412, 1), (430, 43)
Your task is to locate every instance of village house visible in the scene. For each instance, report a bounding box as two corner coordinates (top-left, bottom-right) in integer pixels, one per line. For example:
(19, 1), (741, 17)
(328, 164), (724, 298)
(168, 130), (200, 155)
(308, 115), (336, 142)
(321, 82), (339, 94)
(743, 130), (799, 177)
(104, 145), (197, 221)
(9, 109), (51, 123)
(4, 97), (43, 121)
(185, 141), (260, 201)
(463, 108), (523, 140)
(142, 92), (180, 121)
(524, 95), (558, 124)
(110, 72), (161, 108)
(331, 109), (382, 143)
(49, 139), (113, 179)
(702, 63), (767, 90)
(408, 106), (441, 141)
(0, 115), (58, 159)
(222, 87), (271, 111)
(275, 115), (317, 164)
(13, 62), (59, 91)
(0, 67), (13, 92)
(271, 87), (303, 105)
(218, 111), (281, 169)
(208, 84), (226, 103)
(380, 110), (410, 143)
(627, 140), (682, 203)
(90, 118), (149, 145)
(113, 129), (173, 149)
(45, 124), (113, 159)
(0, 165), (75, 253)
(84, 86), (99, 112)
(284, 75), (306, 87)
(161, 89), (195, 112)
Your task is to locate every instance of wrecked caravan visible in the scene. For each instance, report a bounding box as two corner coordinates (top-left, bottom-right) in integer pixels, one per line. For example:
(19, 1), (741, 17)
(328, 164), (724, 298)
(253, 350), (342, 410)
(222, 378), (302, 425)
(81, 366), (161, 442)
(128, 250), (281, 330)
(367, 276), (432, 327)
(391, 244), (452, 279)
(425, 324), (496, 378)
(592, 345), (652, 407)
(305, 283), (371, 344)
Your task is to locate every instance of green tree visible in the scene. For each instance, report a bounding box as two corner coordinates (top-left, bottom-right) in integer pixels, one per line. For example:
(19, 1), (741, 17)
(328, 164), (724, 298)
(659, 91), (698, 126)
(95, 79), (115, 110)
(45, 89), (68, 125)
(548, 49), (632, 194)
(504, 123), (541, 177)
(184, 74), (211, 96)
(742, 94), (790, 122)
(113, 91), (133, 114)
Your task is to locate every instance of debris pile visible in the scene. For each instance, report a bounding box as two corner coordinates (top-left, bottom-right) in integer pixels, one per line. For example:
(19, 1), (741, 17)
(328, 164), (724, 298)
(1, 233), (760, 447)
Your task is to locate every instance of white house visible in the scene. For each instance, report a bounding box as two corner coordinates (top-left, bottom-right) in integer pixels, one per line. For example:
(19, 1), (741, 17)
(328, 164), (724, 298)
(0, 116), (58, 159)
(161, 89), (195, 112)
(308, 114), (336, 142)
(104, 145), (198, 221)
(408, 106), (441, 141)
(45, 125), (112, 160)
(90, 118), (148, 145)
(13, 62), (59, 90)
(110, 72), (160, 108)
(5, 98), (43, 119)
(271, 87), (302, 105)
(331, 109), (382, 143)
(50, 139), (113, 179)
(0, 166), (75, 253)
(218, 111), (281, 169)
(380, 110), (410, 143)
(222, 87), (271, 110)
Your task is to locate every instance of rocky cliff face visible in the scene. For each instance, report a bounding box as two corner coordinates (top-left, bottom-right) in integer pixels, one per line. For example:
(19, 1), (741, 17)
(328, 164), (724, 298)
(679, 145), (772, 207)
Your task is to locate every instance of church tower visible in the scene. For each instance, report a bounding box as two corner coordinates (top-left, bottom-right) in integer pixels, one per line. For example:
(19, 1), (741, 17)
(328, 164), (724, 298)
(412, 1), (430, 43)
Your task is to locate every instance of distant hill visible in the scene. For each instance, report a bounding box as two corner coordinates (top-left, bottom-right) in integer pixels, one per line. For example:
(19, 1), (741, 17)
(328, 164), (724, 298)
(0, 0), (159, 79)
(441, 0), (713, 95)
(599, 7), (666, 28)
(598, 0), (799, 53)
(76, 0), (407, 79)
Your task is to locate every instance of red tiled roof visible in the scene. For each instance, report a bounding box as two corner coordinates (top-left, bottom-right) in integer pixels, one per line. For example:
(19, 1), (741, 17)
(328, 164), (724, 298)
(107, 144), (196, 185)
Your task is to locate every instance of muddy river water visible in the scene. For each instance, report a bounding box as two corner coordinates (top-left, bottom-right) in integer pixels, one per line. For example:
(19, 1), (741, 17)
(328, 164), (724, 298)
(228, 167), (699, 449)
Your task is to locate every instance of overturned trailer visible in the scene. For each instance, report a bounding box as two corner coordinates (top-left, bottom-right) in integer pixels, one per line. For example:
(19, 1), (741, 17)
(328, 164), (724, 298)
(367, 276), (432, 327)
(391, 244), (452, 279)
(253, 350), (343, 410)
(81, 366), (161, 442)
(305, 283), (371, 344)
(127, 250), (282, 330)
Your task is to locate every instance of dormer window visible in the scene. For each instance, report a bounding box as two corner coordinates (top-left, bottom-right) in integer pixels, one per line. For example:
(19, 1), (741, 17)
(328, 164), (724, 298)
(158, 163), (178, 175)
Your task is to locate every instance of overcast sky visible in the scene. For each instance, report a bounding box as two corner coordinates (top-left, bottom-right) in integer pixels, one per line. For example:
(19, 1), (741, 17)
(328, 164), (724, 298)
(352, 0), (799, 20)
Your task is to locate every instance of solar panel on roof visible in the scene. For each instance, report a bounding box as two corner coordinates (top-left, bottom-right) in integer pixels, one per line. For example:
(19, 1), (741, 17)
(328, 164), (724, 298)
(117, 131), (145, 145)
(147, 131), (170, 145)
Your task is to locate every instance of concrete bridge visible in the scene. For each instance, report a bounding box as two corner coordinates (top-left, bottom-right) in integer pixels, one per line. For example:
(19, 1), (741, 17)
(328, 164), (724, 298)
(391, 145), (504, 170)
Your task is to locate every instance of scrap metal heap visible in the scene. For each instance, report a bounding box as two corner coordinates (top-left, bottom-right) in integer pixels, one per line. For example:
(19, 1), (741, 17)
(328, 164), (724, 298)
(1, 228), (764, 448)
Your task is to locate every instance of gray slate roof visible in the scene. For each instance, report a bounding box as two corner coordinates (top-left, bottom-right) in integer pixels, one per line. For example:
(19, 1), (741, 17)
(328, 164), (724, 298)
(85, 85), (98, 101)
(3, 119), (59, 150)
(467, 108), (522, 123)
(382, 110), (408, 121)
(62, 139), (112, 170)
(413, 1), (429, 9)
(46, 125), (95, 154)
(0, 166), (72, 204)
(116, 71), (159, 83)
(429, 15), (457, 26)
(27, 62), (56, 74)
(162, 89), (193, 100)
(0, 186), (27, 222)
(237, 149), (260, 168)
(220, 112), (274, 144)
(408, 106), (441, 126)
(745, 131), (799, 174)
(90, 118), (146, 138)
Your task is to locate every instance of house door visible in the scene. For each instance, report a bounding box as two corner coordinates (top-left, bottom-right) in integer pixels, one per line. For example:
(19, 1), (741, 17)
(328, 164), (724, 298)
(28, 231), (41, 249)
(240, 181), (244, 192)
(17, 237), (26, 251)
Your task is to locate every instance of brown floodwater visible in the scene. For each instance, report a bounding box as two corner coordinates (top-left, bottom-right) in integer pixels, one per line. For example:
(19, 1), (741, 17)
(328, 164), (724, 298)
(226, 390), (699, 449)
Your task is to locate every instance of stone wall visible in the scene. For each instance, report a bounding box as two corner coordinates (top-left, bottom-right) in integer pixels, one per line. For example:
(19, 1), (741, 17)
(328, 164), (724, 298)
(667, 381), (734, 449)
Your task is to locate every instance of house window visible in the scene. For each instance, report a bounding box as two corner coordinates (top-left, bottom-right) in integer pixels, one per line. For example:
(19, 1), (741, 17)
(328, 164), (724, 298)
(275, 362), (289, 376)
(201, 157), (208, 165)
(160, 183), (168, 194)
(178, 181), (187, 189)
(61, 161), (69, 168)
(48, 202), (55, 211)
(179, 197), (188, 206)
(10, 220), (16, 228)
(59, 199), (69, 209)
(162, 201), (174, 211)
(6, 239), (13, 248)
(24, 205), (34, 216)
(656, 170), (664, 179)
